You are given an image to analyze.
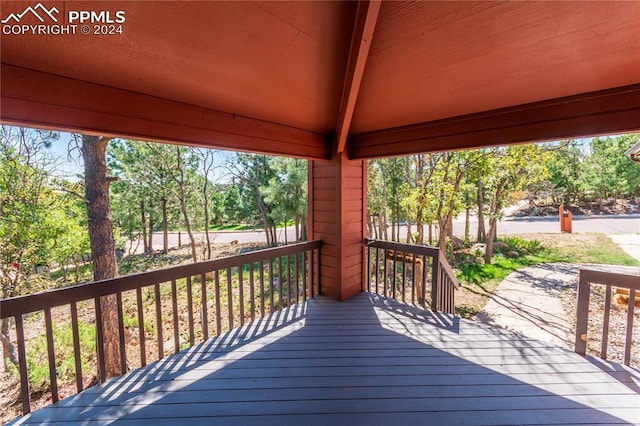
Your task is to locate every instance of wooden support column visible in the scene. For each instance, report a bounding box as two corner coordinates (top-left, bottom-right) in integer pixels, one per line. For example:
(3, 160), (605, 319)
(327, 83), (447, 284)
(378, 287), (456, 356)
(309, 151), (366, 301)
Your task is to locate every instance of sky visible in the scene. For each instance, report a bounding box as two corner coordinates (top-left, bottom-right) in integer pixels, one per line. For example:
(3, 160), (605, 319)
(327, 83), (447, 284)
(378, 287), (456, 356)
(47, 130), (234, 183)
(17, 126), (607, 182)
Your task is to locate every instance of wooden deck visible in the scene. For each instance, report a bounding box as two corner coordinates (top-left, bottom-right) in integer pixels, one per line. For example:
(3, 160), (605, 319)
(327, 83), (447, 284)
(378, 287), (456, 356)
(10, 293), (640, 425)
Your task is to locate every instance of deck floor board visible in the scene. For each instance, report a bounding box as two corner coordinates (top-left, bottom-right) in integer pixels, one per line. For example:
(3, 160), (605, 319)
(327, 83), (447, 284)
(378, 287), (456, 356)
(10, 293), (640, 425)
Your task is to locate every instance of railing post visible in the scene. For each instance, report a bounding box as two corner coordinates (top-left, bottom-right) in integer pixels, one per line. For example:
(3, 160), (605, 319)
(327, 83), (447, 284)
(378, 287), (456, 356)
(431, 252), (439, 312)
(575, 276), (590, 355)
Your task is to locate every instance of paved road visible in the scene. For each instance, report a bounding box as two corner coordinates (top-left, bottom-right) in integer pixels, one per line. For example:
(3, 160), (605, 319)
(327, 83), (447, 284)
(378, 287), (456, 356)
(128, 214), (639, 253)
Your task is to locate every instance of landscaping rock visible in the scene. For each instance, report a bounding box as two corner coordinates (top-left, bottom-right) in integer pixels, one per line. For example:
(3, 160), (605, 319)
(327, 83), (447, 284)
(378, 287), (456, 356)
(493, 241), (509, 250)
(471, 243), (486, 255)
(506, 250), (519, 258)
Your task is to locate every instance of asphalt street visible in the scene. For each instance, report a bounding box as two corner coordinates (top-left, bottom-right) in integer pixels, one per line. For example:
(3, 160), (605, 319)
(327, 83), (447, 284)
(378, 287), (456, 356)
(131, 214), (639, 253)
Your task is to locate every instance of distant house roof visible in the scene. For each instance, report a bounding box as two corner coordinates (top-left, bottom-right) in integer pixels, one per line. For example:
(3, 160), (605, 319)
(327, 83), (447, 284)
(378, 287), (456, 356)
(626, 141), (640, 163)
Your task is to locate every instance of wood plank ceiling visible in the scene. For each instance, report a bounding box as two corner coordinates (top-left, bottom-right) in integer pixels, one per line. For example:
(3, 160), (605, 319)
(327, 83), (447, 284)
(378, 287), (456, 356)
(1, 1), (639, 159)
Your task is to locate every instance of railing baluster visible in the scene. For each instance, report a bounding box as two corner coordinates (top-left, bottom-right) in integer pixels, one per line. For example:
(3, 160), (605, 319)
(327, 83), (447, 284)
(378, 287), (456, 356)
(310, 246), (322, 297)
(154, 284), (164, 359)
(15, 315), (30, 414)
(186, 276), (194, 347)
(574, 278), (590, 356)
(401, 251), (406, 302)
(70, 302), (83, 392)
(249, 263), (256, 321)
(311, 248), (317, 297)
(94, 297), (106, 382)
(269, 259), (274, 311)
(295, 254), (300, 304)
(602, 285), (612, 359)
(392, 249), (397, 300)
(287, 255), (292, 306)
(215, 270), (221, 336)
(135, 287), (146, 367)
(624, 289), (635, 366)
(278, 256), (284, 310)
(303, 252), (308, 302)
(411, 253), (417, 305)
(383, 249), (388, 298)
(421, 255), (427, 306)
(260, 260), (266, 315)
(226, 268), (233, 330)
(201, 273), (209, 340)
(116, 292), (127, 374)
(574, 268), (639, 364)
(375, 248), (379, 295)
(44, 308), (58, 403)
(365, 245), (370, 293)
(431, 257), (439, 311)
(238, 267), (244, 326)
(0, 240), (322, 415)
(363, 239), (458, 312)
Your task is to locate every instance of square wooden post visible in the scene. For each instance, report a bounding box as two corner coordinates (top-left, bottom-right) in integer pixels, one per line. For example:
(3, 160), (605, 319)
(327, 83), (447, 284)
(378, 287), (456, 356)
(309, 151), (366, 301)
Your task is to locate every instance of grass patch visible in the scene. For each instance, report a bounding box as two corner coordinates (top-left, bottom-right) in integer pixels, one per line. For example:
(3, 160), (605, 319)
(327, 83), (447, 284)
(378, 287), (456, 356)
(210, 224), (256, 231)
(517, 233), (638, 265)
(22, 321), (96, 392)
(50, 262), (94, 284)
(454, 233), (639, 318)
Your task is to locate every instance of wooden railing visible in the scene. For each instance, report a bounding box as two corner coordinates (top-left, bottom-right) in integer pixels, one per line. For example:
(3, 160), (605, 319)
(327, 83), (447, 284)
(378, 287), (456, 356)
(575, 268), (639, 366)
(364, 239), (459, 315)
(0, 240), (321, 414)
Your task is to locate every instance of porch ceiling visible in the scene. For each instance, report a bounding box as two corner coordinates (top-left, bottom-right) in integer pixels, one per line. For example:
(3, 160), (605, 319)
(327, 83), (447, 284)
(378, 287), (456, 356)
(1, 1), (639, 159)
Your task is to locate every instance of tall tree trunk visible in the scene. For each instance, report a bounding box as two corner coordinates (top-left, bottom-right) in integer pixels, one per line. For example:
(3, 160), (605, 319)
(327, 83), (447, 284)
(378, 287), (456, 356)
(437, 218), (448, 252)
(484, 182), (505, 264)
(200, 151), (213, 259)
(300, 211), (308, 241)
(148, 216), (154, 252)
(140, 201), (148, 253)
(464, 208), (471, 242)
(203, 201), (212, 260)
(1, 317), (19, 370)
(379, 211), (387, 240)
(161, 198), (168, 253)
(476, 180), (486, 243)
(175, 147), (197, 262)
(484, 219), (498, 264)
(391, 219), (396, 242)
(81, 135), (120, 379)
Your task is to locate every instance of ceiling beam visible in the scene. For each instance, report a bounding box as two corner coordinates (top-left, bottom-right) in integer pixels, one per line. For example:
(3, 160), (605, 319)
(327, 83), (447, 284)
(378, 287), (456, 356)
(1, 64), (329, 160)
(348, 84), (640, 159)
(334, 0), (380, 154)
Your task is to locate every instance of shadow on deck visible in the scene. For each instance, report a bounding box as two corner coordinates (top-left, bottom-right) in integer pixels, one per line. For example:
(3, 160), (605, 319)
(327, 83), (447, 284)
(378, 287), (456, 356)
(10, 293), (640, 425)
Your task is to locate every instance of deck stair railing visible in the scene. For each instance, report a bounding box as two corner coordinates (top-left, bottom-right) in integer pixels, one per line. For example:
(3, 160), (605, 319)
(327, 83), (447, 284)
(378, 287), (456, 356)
(364, 239), (459, 314)
(575, 268), (639, 366)
(0, 240), (321, 415)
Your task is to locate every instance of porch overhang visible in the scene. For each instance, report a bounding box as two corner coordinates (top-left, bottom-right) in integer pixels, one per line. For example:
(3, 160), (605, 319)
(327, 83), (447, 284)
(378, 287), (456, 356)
(1, 1), (639, 158)
(2, 0), (640, 301)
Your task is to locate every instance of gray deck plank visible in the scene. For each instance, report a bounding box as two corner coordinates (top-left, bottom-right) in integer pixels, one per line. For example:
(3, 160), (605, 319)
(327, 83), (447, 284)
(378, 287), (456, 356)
(9, 293), (640, 425)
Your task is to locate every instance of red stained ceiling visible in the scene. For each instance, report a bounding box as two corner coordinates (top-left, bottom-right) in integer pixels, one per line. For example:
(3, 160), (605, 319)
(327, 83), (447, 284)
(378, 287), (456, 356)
(351, 1), (640, 133)
(1, 1), (639, 158)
